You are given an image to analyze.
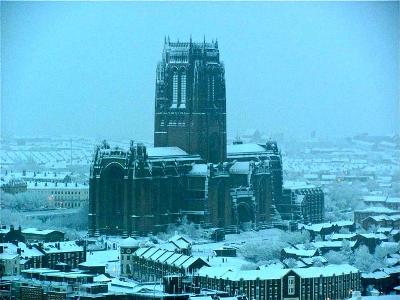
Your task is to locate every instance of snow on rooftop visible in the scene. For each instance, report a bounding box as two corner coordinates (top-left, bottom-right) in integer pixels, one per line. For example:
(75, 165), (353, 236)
(147, 147), (189, 157)
(0, 242), (44, 258)
(189, 164), (208, 176)
(284, 181), (316, 190)
(22, 228), (61, 235)
(283, 247), (317, 257)
(227, 143), (266, 154)
(229, 161), (250, 174)
(293, 264), (359, 278)
(120, 237), (139, 248)
(42, 241), (83, 253)
(300, 220), (354, 232)
(26, 181), (87, 190)
(363, 195), (387, 202)
(356, 206), (399, 213)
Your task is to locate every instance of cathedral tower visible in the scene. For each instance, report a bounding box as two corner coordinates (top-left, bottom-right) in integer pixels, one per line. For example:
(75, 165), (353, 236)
(154, 37), (227, 163)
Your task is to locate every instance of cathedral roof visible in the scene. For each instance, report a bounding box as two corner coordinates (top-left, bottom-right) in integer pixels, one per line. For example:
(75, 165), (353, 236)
(147, 147), (188, 157)
(227, 143), (267, 155)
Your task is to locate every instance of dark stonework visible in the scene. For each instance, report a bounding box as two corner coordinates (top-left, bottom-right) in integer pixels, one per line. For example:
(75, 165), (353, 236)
(88, 38), (305, 236)
(154, 38), (226, 164)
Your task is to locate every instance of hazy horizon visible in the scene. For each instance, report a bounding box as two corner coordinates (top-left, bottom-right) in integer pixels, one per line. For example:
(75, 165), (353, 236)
(1, 1), (399, 141)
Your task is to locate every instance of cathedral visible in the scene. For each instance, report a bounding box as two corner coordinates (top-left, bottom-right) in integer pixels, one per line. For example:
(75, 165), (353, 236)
(88, 38), (286, 237)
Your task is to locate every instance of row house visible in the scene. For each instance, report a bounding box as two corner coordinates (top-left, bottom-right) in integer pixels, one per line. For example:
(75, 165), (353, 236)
(36, 241), (86, 269)
(120, 244), (209, 282)
(362, 214), (400, 230)
(195, 264), (361, 300)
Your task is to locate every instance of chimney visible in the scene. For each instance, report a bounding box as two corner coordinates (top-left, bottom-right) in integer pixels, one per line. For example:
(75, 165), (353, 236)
(22, 170), (26, 176)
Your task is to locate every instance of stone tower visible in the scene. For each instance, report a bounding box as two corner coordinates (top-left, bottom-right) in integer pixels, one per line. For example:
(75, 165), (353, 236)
(154, 37), (227, 163)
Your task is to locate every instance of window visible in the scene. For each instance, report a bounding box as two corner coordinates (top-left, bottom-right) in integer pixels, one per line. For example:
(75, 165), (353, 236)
(180, 73), (186, 106)
(172, 72), (178, 107)
(288, 276), (295, 295)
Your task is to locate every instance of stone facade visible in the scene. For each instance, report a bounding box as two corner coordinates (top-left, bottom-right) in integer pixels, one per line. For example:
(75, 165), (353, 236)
(88, 39), (289, 236)
(154, 38), (226, 164)
(88, 141), (281, 236)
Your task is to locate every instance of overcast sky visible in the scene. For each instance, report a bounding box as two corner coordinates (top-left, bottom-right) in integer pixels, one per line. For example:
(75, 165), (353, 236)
(1, 1), (399, 141)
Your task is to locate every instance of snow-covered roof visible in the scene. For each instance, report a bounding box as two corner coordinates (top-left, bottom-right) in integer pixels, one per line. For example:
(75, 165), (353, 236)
(283, 247), (318, 257)
(284, 181), (316, 190)
(362, 271), (390, 279)
(229, 161), (250, 175)
(147, 147), (189, 157)
(363, 195), (387, 203)
(387, 197), (400, 203)
(26, 181), (88, 190)
(300, 220), (354, 232)
(188, 164), (208, 176)
(22, 228), (63, 235)
(356, 207), (399, 214)
(120, 237), (139, 248)
(169, 235), (192, 245)
(301, 256), (327, 265)
(0, 253), (19, 260)
(40, 241), (83, 254)
(227, 143), (266, 154)
(133, 247), (208, 269)
(200, 266), (289, 281)
(0, 242), (44, 258)
(198, 266), (234, 278)
(293, 264), (359, 278)
(329, 233), (357, 240)
(93, 274), (112, 282)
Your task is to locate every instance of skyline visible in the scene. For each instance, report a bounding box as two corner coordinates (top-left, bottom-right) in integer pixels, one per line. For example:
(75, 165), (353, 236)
(1, 1), (399, 141)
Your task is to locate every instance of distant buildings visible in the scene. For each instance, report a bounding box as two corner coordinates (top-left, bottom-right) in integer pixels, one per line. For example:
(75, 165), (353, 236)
(354, 207), (400, 225)
(21, 228), (65, 243)
(299, 221), (356, 240)
(0, 178), (27, 194)
(25, 181), (88, 208)
(0, 240), (85, 275)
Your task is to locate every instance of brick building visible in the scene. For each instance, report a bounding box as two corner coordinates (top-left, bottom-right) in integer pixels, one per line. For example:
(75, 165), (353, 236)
(195, 264), (361, 300)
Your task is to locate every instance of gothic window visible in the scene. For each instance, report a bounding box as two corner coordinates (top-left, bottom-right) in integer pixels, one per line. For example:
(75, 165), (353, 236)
(172, 72), (178, 107)
(180, 72), (186, 107)
(212, 76), (215, 102)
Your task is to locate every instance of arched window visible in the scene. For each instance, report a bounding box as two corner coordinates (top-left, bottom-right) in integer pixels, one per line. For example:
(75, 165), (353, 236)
(172, 72), (178, 108)
(180, 71), (186, 108)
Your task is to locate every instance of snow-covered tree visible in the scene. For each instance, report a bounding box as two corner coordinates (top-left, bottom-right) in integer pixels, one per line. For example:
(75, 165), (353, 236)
(353, 245), (381, 273)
